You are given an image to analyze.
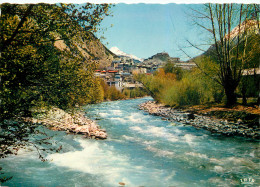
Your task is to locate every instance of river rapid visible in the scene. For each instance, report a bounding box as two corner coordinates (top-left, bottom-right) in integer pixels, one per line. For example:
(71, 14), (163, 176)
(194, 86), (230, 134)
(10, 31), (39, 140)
(0, 97), (259, 186)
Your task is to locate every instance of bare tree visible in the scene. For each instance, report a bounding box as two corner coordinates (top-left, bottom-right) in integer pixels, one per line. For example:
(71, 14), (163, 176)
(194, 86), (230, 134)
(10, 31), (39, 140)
(187, 3), (259, 106)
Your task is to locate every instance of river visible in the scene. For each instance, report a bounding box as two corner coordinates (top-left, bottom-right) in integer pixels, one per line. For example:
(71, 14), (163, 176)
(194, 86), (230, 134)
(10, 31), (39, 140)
(0, 97), (259, 186)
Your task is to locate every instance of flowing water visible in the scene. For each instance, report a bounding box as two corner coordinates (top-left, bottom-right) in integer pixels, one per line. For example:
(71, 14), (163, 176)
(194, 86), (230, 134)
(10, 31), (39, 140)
(1, 97), (259, 186)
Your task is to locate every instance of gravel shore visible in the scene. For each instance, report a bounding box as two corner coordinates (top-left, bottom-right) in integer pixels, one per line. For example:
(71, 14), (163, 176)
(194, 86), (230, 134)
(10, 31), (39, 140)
(24, 107), (107, 140)
(139, 101), (260, 139)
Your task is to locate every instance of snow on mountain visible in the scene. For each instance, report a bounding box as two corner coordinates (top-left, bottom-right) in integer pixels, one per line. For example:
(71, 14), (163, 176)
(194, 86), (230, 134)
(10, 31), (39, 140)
(110, 46), (143, 62)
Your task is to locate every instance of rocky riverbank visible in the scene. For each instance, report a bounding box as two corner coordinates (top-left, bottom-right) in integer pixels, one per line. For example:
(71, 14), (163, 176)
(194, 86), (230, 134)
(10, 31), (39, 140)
(139, 101), (260, 139)
(24, 107), (107, 140)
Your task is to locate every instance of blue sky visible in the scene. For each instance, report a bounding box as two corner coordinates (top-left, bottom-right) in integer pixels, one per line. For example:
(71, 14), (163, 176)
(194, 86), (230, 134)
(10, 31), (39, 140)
(97, 3), (210, 60)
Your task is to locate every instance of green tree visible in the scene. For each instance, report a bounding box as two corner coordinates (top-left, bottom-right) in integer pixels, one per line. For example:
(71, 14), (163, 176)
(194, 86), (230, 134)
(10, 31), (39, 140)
(0, 3), (112, 120)
(0, 3), (112, 176)
(163, 61), (183, 80)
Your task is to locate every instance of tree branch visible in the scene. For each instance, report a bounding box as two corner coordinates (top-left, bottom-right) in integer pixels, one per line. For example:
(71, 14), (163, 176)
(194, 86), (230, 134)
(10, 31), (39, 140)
(1, 5), (34, 52)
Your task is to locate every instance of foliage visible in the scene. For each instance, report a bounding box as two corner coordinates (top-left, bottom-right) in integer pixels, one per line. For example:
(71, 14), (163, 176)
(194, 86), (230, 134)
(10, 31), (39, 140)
(89, 78), (105, 104)
(163, 62), (183, 80)
(238, 74), (259, 105)
(137, 64), (223, 107)
(194, 56), (225, 103)
(189, 3), (260, 106)
(99, 78), (147, 101)
(0, 3), (112, 182)
(159, 68), (220, 106)
(122, 87), (147, 98)
(0, 3), (112, 120)
(135, 69), (177, 101)
(99, 79), (125, 101)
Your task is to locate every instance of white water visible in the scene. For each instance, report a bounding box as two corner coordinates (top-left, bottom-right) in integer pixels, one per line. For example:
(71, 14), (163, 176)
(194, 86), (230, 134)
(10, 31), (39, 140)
(0, 97), (259, 186)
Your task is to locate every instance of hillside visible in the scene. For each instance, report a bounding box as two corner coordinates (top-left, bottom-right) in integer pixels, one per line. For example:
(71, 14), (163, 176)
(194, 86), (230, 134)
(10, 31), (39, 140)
(54, 31), (116, 69)
(197, 19), (260, 59)
(142, 52), (171, 65)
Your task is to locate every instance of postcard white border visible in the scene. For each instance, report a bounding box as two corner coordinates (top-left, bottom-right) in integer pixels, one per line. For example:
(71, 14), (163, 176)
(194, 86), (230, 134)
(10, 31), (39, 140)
(2, 0), (260, 4)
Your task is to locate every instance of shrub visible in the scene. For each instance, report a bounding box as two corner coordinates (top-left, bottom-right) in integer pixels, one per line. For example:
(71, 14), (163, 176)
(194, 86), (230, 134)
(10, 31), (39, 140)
(100, 79), (125, 101)
(160, 77), (202, 106)
(137, 65), (225, 107)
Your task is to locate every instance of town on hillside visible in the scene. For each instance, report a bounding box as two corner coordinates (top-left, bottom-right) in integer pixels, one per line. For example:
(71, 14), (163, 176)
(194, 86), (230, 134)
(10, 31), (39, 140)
(94, 51), (196, 91)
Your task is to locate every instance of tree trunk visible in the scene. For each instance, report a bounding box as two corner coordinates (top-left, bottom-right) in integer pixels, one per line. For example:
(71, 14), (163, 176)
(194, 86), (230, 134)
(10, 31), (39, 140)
(242, 92), (247, 105)
(241, 84), (247, 105)
(224, 86), (237, 107)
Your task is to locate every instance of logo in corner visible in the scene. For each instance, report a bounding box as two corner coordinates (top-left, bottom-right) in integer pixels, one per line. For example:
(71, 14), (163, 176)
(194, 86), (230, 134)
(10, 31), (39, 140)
(240, 178), (255, 185)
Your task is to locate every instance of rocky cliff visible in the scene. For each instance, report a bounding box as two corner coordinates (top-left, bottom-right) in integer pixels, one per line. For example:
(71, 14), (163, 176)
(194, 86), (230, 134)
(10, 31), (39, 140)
(54, 31), (116, 69)
(142, 52), (171, 66)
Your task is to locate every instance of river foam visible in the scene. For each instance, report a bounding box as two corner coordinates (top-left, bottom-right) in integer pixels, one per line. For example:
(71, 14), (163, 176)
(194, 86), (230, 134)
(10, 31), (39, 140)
(185, 152), (209, 159)
(122, 135), (158, 145)
(2, 97), (259, 187)
(130, 125), (179, 142)
(145, 145), (175, 157)
(126, 112), (148, 124)
(47, 139), (139, 186)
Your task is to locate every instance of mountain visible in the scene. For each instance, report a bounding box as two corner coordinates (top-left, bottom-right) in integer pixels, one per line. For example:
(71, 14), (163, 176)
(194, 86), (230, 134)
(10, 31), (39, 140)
(226, 19), (259, 40)
(142, 52), (172, 66)
(145, 52), (170, 61)
(201, 19), (260, 58)
(110, 46), (143, 62)
(54, 32), (115, 69)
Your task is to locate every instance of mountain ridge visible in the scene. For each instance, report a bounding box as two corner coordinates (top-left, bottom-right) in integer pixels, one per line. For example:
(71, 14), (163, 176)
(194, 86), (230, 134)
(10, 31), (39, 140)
(110, 46), (143, 62)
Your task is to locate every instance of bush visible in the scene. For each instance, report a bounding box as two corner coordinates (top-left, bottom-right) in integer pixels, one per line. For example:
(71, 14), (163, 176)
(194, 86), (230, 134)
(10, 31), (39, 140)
(138, 67), (222, 107)
(160, 77), (202, 106)
(122, 87), (147, 98)
(100, 79), (125, 101)
(136, 69), (176, 101)
(213, 89), (225, 103)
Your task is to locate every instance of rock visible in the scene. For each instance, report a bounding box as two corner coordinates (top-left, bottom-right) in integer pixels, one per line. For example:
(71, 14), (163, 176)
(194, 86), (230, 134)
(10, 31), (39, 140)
(96, 131), (107, 139)
(139, 101), (259, 139)
(187, 113), (195, 120)
(27, 107), (107, 140)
